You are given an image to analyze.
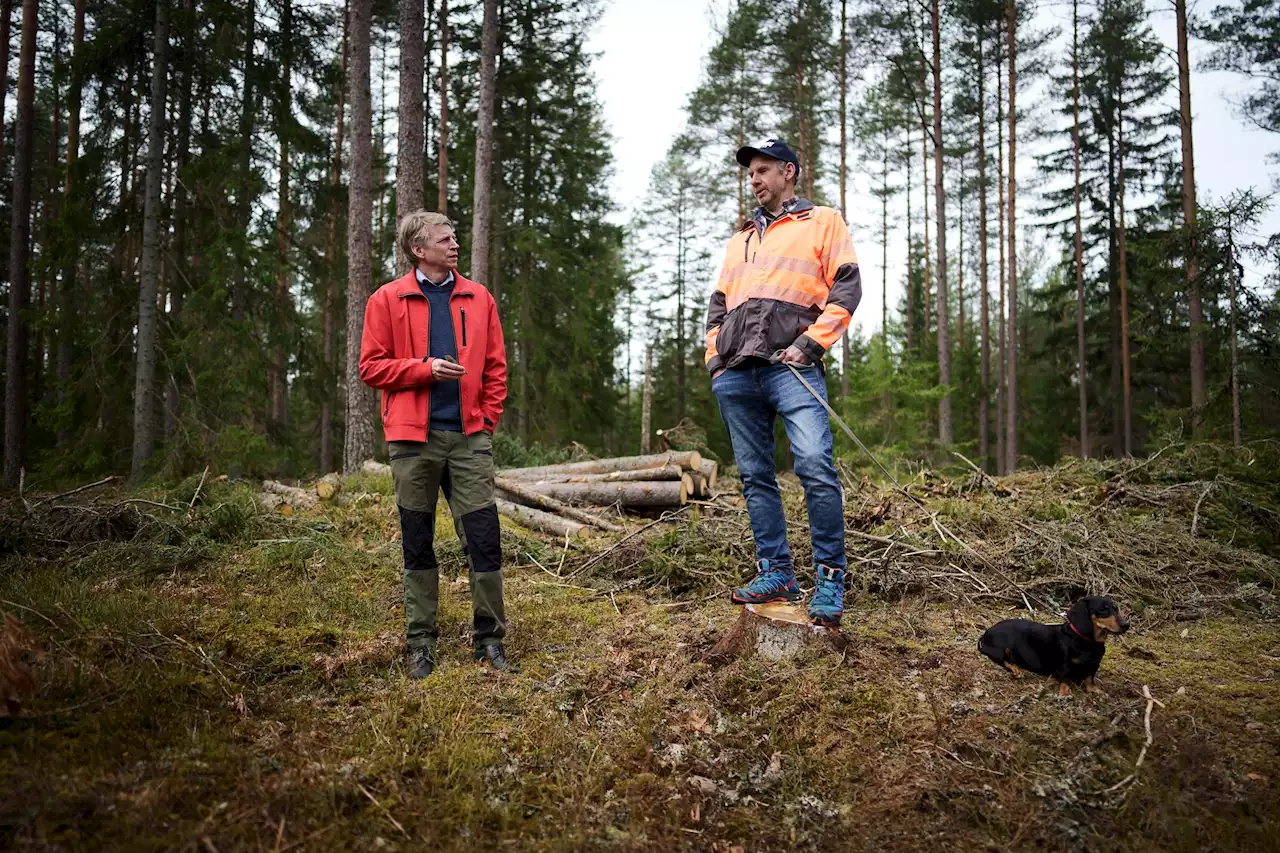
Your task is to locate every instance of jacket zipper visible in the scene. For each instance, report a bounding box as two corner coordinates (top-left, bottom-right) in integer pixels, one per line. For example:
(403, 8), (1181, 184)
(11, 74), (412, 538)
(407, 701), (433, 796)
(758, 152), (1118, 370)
(460, 308), (468, 347)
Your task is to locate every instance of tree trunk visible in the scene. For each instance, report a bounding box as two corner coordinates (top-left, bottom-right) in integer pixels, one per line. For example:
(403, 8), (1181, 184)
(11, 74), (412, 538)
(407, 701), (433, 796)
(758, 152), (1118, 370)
(165, 0), (192, 443)
(503, 450), (702, 479)
(995, 26), (1006, 475)
(519, 480), (687, 508)
(932, 0), (951, 445)
(495, 478), (625, 532)
(641, 344), (653, 454)
(2, 0), (34, 486)
(131, 0), (170, 482)
(470, 0), (497, 282)
(1108, 127), (1123, 459)
(881, 136), (889, 343)
(1228, 224), (1241, 448)
(57, 0), (85, 449)
(0, 0), (11, 171)
(1004, 0), (1018, 474)
(1072, 0), (1088, 458)
(436, 0), (448, 214)
(839, 0), (850, 397)
(396, 0), (424, 224)
(906, 130), (914, 352)
(496, 500), (588, 539)
(507, 464), (685, 485)
(270, 0), (292, 430)
(977, 27), (991, 472)
(1117, 91), (1133, 457)
(233, 0), (254, 325)
(321, 0), (348, 475)
(343, 0), (376, 473)
(920, 66), (931, 347)
(1176, 0), (1203, 435)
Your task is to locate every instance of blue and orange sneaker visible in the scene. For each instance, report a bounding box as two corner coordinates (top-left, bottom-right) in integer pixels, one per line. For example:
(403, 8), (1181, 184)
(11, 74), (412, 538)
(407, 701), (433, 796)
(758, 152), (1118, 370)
(808, 564), (846, 628)
(730, 559), (803, 605)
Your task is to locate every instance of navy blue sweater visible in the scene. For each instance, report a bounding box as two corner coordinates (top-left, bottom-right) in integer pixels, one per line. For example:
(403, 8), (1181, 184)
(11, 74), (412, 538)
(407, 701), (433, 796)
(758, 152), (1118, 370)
(417, 270), (463, 432)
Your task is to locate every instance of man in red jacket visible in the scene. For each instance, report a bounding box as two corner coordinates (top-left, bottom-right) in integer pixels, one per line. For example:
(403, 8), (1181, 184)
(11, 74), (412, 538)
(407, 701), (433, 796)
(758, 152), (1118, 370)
(359, 210), (513, 678)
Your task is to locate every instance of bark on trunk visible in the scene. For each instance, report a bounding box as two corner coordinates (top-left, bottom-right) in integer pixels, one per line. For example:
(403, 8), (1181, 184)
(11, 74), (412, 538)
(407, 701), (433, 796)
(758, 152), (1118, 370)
(641, 344), (653, 454)
(522, 480), (687, 508)
(995, 29), (1006, 475)
(505, 464), (685, 484)
(1228, 227), (1241, 448)
(495, 477), (625, 532)
(1072, 0), (1088, 458)
(1117, 90), (1133, 457)
(932, 0), (951, 445)
(839, 0), (850, 398)
(270, 0), (292, 429)
(1004, 0), (1018, 474)
(496, 499), (588, 539)
(977, 27), (991, 471)
(57, 0), (86, 449)
(0, 0), (11, 171)
(321, 0), (348, 475)
(131, 0), (170, 482)
(469, 0), (497, 282)
(343, 0), (376, 472)
(502, 451), (702, 480)
(436, 0), (448, 214)
(2, 0), (34, 487)
(233, 0), (254, 325)
(396, 0), (424, 221)
(1176, 0), (1204, 435)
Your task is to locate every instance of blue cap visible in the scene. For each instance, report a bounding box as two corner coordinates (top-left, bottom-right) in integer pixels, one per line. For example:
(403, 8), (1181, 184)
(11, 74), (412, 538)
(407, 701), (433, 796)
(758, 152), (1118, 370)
(736, 138), (801, 176)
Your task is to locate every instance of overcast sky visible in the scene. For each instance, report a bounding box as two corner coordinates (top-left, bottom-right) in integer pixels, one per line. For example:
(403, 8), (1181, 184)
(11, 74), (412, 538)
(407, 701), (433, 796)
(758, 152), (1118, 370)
(588, 0), (1279, 342)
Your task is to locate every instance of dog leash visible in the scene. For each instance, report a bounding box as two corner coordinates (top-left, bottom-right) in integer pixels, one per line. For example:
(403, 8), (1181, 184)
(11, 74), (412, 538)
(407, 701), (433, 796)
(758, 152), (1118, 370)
(773, 354), (1046, 611)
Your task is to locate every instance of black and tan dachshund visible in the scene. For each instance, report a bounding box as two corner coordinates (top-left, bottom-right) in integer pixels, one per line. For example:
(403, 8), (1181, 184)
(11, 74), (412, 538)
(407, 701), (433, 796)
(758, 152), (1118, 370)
(979, 596), (1129, 696)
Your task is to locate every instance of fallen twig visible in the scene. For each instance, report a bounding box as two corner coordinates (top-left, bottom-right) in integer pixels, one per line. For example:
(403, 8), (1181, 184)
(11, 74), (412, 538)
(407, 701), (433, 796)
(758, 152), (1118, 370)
(569, 505), (690, 578)
(1191, 484), (1214, 537)
(30, 476), (119, 509)
(356, 783), (409, 838)
(189, 466), (210, 513)
(1103, 684), (1165, 795)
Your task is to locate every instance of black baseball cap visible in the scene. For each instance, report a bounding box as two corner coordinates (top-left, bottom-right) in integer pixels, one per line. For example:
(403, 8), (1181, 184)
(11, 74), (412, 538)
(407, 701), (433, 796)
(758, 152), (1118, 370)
(736, 138), (801, 175)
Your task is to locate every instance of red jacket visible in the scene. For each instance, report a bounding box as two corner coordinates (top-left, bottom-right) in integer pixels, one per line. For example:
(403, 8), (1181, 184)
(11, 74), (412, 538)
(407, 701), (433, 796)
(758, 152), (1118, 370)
(359, 270), (507, 442)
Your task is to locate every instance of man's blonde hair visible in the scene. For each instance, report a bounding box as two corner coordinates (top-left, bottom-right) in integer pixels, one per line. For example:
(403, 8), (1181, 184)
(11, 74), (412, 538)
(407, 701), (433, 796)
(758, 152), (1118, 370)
(397, 210), (453, 269)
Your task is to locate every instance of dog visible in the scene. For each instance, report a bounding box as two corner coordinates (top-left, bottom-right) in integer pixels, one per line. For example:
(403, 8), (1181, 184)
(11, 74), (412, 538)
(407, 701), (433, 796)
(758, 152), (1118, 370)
(978, 596), (1129, 697)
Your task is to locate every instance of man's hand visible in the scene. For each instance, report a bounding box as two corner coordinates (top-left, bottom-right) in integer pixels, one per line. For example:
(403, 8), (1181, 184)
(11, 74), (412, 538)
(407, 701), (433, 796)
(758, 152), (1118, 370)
(778, 345), (810, 366)
(430, 357), (466, 381)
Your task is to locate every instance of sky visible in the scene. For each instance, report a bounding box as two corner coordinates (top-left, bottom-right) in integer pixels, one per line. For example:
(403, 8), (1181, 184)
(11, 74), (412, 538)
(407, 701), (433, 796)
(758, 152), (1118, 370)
(588, 0), (1280, 343)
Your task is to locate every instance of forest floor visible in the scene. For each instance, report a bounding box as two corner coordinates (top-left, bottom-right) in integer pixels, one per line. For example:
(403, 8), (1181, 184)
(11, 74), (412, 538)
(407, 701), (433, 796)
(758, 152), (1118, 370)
(2, 443), (1279, 852)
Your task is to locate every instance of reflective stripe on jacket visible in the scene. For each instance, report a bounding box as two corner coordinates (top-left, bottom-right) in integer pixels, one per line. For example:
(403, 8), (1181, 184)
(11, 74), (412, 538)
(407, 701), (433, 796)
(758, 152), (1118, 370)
(704, 197), (861, 374)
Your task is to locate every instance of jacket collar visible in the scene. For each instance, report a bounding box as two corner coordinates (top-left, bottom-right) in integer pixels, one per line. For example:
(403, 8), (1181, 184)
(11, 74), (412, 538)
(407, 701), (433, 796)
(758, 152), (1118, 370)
(394, 268), (479, 299)
(748, 197), (814, 235)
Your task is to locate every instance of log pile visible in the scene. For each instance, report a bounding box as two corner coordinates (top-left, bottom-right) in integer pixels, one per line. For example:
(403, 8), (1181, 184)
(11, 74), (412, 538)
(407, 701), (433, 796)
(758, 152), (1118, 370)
(496, 451), (716, 537)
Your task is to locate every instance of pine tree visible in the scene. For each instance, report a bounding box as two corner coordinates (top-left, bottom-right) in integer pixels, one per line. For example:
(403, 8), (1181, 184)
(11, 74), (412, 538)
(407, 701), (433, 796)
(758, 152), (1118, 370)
(469, 0), (498, 282)
(1176, 0), (1204, 434)
(397, 0), (425, 222)
(344, 0), (375, 472)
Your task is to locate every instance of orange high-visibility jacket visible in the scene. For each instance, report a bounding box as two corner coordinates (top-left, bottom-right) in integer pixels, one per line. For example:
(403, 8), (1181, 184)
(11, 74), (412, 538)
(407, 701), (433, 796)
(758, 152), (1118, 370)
(704, 197), (861, 374)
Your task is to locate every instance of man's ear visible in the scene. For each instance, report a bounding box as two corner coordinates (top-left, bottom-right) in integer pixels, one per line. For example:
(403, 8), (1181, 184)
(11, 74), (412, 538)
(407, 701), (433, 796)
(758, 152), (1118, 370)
(1067, 599), (1092, 636)
(411, 244), (428, 261)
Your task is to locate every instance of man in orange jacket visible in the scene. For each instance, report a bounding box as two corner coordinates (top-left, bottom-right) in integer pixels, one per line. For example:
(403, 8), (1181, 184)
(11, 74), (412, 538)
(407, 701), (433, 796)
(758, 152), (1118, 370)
(706, 139), (861, 628)
(359, 210), (514, 677)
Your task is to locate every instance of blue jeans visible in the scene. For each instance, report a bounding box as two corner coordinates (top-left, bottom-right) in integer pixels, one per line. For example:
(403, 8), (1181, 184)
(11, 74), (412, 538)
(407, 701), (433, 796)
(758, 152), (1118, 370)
(712, 363), (846, 573)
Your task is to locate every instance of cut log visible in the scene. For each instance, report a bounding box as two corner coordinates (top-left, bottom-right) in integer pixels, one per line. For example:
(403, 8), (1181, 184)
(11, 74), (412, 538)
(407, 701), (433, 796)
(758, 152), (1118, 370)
(499, 451), (702, 480)
(361, 460), (391, 476)
(315, 473), (342, 500)
(504, 464), (685, 485)
(705, 602), (848, 664)
(496, 499), (587, 539)
(697, 459), (719, 494)
(687, 471), (706, 497)
(495, 477), (625, 533)
(516, 479), (686, 508)
(681, 473), (696, 500)
(262, 480), (317, 509)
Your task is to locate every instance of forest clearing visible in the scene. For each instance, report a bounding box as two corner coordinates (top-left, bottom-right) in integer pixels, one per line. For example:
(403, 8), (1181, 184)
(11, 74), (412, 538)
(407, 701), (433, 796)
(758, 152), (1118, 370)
(3, 442), (1278, 851)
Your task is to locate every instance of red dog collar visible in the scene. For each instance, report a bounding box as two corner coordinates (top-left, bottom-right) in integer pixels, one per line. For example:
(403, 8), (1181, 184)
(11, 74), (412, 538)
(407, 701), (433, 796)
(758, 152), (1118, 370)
(1066, 621), (1093, 642)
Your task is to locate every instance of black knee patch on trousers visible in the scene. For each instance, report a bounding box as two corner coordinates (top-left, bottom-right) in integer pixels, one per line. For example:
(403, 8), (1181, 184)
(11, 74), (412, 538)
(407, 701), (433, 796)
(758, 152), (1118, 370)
(398, 505), (437, 572)
(459, 504), (502, 573)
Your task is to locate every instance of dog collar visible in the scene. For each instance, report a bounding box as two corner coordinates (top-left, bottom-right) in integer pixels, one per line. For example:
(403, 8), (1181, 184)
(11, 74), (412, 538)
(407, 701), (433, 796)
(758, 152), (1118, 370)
(1066, 621), (1095, 642)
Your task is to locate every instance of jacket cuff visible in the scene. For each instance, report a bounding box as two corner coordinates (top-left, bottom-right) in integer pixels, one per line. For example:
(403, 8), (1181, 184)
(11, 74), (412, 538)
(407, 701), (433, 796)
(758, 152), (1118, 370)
(706, 354), (725, 375)
(794, 334), (825, 364)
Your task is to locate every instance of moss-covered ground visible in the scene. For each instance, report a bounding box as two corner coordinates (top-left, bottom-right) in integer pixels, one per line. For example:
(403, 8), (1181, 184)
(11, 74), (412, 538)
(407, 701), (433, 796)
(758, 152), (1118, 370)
(2, 445), (1278, 851)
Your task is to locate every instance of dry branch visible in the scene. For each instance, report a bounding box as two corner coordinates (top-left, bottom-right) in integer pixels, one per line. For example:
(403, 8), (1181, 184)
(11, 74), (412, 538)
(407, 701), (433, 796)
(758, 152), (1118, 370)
(495, 477), (624, 532)
(522, 479), (687, 508)
(504, 464), (685, 485)
(497, 499), (588, 538)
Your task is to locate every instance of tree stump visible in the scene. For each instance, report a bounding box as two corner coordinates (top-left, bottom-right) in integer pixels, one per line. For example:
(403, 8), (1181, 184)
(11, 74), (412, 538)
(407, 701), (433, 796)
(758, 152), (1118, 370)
(705, 602), (848, 664)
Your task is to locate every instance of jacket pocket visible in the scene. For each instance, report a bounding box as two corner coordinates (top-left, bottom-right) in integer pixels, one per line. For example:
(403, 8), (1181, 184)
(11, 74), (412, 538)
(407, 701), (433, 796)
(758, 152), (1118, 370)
(384, 390), (395, 417)
(716, 306), (744, 359)
(765, 301), (821, 355)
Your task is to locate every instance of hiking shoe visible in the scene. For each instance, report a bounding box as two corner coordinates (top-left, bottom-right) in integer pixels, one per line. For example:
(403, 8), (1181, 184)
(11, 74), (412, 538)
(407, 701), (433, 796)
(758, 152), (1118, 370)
(475, 643), (520, 673)
(808, 564), (846, 628)
(730, 559), (803, 605)
(408, 645), (436, 679)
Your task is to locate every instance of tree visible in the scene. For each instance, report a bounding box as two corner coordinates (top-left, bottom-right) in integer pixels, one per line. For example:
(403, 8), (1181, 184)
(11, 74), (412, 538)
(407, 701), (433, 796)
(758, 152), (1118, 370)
(397, 0), (424, 222)
(436, 0), (449, 213)
(1202, 0), (1280, 138)
(270, 0), (294, 429)
(839, 0), (850, 396)
(322, 0), (349, 474)
(931, 0), (952, 445)
(1073, 0), (1088, 457)
(344, 0), (375, 472)
(3, 0), (37, 486)
(131, 0), (171, 481)
(470, 0), (498, 283)
(1176, 0), (1204, 434)
(58, 0), (87, 449)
